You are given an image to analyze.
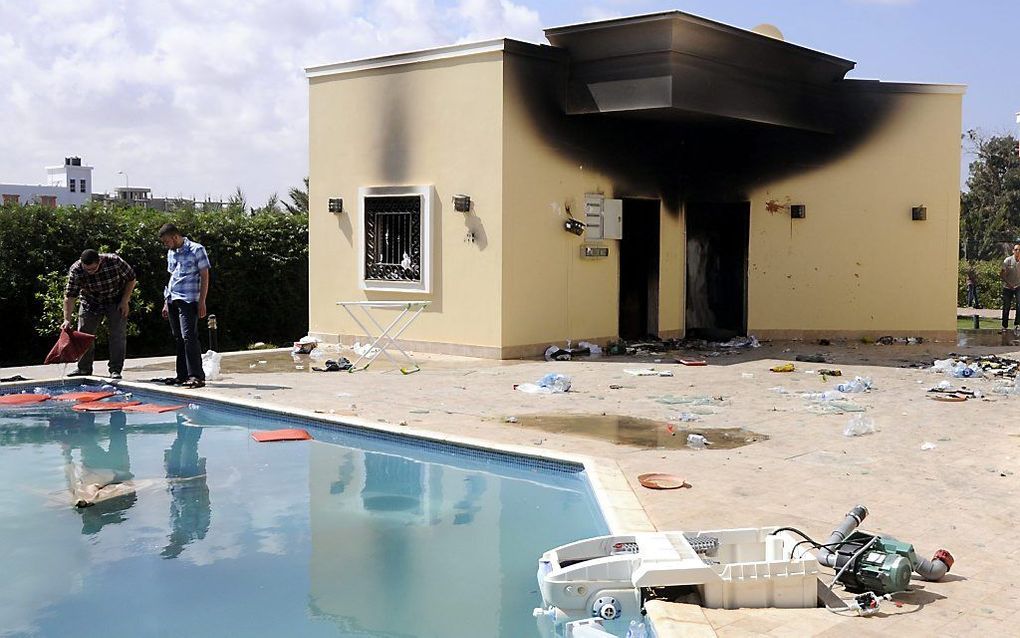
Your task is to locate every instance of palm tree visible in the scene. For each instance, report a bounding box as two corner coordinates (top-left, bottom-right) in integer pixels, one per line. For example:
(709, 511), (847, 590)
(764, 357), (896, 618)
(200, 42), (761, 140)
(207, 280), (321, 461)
(227, 186), (248, 215)
(284, 177), (308, 215)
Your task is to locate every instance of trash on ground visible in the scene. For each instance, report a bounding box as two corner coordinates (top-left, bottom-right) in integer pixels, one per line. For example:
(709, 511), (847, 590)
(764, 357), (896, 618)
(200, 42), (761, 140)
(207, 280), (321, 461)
(930, 394), (968, 402)
(719, 335), (761, 349)
(687, 433), (708, 449)
(202, 350), (222, 381)
(676, 358), (707, 366)
(292, 335), (320, 354)
(667, 412), (700, 422)
(656, 395), (725, 406)
(577, 341), (602, 357)
(770, 363), (795, 373)
(934, 355), (1017, 378)
(624, 368), (673, 377)
(809, 400), (866, 414)
(504, 416), (519, 423)
(0, 375), (29, 382)
(836, 376), (873, 393)
(351, 341), (380, 357)
(637, 473), (691, 490)
(818, 368), (843, 377)
(796, 354), (827, 363)
(920, 441), (937, 451)
(844, 414), (877, 437)
(312, 358), (352, 372)
(516, 373), (571, 394)
(741, 372), (755, 379)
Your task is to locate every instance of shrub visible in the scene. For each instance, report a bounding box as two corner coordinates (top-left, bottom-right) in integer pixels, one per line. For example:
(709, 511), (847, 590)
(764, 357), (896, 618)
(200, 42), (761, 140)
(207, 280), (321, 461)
(958, 259), (1005, 309)
(0, 202), (307, 366)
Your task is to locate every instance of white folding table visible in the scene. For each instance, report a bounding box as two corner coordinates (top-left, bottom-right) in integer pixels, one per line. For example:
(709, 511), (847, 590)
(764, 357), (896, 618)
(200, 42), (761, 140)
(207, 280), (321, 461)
(336, 301), (431, 373)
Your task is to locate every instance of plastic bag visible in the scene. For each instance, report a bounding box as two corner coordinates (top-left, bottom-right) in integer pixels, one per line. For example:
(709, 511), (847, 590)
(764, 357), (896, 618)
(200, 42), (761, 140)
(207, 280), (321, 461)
(843, 414), (876, 437)
(202, 350), (222, 381)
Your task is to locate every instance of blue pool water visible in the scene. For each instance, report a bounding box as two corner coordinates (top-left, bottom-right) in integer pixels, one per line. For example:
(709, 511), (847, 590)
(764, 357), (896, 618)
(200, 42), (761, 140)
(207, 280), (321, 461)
(0, 385), (608, 637)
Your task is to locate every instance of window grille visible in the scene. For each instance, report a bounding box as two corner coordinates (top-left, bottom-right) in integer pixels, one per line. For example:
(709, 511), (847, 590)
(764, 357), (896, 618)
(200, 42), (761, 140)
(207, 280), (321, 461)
(364, 195), (421, 282)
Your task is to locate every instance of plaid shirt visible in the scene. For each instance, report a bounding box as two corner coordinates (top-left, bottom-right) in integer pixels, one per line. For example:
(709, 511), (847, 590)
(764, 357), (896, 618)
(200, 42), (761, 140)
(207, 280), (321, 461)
(165, 237), (211, 303)
(65, 253), (136, 313)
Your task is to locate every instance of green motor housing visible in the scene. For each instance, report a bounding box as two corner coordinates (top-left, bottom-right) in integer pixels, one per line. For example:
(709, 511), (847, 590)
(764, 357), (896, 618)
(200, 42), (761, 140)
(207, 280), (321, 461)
(835, 531), (918, 595)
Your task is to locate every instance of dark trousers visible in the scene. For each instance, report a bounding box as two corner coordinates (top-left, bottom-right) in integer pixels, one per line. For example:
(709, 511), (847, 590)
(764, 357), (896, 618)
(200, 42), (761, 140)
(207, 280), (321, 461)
(168, 300), (204, 381)
(77, 303), (126, 374)
(1002, 288), (1020, 328)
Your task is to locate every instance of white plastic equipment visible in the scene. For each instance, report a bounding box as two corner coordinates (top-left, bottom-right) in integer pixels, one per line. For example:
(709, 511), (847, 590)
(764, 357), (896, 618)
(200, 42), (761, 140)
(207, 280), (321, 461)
(536, 527), (819, 623)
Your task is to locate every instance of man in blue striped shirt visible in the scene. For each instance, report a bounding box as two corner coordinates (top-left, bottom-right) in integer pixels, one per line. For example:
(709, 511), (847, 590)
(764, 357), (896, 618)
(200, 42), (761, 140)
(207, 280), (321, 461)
(159, 223), (211, 388)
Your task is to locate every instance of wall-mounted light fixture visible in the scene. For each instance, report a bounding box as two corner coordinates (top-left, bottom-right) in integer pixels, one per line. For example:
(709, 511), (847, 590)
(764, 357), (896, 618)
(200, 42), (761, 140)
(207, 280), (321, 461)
(911, 205), (927, 221)
(453, 194), (471, 213)
(564, 217), (586, 236)
(328, 197), (343, 214)
(790, 204), (806, 219)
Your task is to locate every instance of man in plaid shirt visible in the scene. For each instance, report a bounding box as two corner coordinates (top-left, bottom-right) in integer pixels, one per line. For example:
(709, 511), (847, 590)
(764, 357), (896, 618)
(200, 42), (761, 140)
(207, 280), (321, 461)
(159, 223), (211, 388)
(62, 249), (137, 378)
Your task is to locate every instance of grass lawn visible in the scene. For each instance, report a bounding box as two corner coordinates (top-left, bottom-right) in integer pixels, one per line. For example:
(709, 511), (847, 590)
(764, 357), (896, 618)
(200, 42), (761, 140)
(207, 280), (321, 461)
(957, 316), (1005, 330)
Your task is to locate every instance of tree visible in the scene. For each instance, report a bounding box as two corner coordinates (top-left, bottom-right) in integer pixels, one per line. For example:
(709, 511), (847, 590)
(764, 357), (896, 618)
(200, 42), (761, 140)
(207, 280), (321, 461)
(255, 192), (281, 215)
(960, 130), (1020, 260)
(227, 186), (248, 215)
(284, 177), (309, 215)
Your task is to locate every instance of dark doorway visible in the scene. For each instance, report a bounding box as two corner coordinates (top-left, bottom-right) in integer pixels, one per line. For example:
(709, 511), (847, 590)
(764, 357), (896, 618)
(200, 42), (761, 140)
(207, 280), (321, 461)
(618, 198), (660, 340)
(685, 202), (749, 340)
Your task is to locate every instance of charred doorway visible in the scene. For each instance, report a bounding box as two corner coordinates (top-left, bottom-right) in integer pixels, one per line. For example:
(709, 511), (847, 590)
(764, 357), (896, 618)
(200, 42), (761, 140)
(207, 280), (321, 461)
(618, 198), (660, 340)
(685, 202), (749, 339)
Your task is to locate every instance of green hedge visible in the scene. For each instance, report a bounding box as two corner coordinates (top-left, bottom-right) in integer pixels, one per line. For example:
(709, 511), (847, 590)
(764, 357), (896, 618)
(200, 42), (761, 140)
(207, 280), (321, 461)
(958, 259), (1008, 309)
(0, 203), (307, 367)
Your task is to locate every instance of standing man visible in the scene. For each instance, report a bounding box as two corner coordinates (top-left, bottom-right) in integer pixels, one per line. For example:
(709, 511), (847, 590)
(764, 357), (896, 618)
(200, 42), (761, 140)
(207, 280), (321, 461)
(62, 249), (137, 379)
(1001, 244), (1020, 334)
(159, 223), (211, 388)
(966, 262), (980, 309)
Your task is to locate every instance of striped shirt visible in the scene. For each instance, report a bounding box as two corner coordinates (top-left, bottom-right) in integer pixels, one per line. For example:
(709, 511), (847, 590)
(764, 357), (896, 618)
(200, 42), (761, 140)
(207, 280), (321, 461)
(165, 237), (211, 303)
(65, 254), (136, 313)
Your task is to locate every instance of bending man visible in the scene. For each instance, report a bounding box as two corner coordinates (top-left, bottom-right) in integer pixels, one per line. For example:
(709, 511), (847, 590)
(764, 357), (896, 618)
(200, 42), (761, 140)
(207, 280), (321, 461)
(159, 223), (211, 388)
(62, 249), (136, 379)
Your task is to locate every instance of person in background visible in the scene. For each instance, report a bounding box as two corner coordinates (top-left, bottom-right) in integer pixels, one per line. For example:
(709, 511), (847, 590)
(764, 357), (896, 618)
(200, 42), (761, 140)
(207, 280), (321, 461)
(159, 223), (211, 388)
(1000, 245), (1020, 334)
(62, 249), (137, 379)
(966, 262), (980, 309)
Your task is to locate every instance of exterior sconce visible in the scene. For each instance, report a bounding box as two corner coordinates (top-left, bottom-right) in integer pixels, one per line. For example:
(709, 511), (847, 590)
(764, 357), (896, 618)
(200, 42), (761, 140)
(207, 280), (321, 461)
(453, 194), (471, 213)
(790, 204), (806, 219)
(564, 217), (586, 236)
(328, 197), (343, 214)
(911, 205), (927, 221)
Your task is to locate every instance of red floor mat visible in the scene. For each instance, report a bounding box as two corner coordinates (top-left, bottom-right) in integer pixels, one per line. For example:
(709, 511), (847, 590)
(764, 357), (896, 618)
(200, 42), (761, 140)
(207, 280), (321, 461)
(0, 393), (50, 405)
(72, 400), (142, 412)
(251, 428), (313, 442)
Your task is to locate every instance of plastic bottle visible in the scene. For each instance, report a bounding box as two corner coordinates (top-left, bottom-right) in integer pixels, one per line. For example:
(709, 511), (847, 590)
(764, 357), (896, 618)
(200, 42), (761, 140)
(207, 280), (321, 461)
(843, 415), (877, 437)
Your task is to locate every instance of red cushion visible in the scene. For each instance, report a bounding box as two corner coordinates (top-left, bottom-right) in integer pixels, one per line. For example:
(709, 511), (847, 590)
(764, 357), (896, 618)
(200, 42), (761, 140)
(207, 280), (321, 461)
(72, 400), (142, 412)
(122, 404), (187, 413)
(53, 391), (117, 402)
(44, 329), (96, 365)
(252, 428), (313, 442)
(0, 393), (51, 405)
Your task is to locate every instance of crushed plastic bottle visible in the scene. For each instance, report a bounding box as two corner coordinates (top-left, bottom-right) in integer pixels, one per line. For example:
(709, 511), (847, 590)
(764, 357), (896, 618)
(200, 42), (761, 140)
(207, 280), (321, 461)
(843, 414), (877, 437)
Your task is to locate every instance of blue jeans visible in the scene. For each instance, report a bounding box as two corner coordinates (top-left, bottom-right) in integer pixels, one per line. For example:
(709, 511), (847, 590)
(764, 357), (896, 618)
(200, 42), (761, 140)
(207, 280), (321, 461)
(967, 284), (978, 308)
(168, 300), (204, 381)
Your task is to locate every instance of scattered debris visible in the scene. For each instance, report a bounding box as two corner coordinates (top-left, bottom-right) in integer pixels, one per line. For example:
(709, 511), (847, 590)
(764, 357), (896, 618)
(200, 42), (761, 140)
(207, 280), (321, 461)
(676, 358), (707, 366)
(741, 372), (755, 379)
(292, 335), (320, 355)
(836, 376), (873, 393)
(920, 442), (937, 451)
(934, 354), (1018, 378)
(667, 413), (700, 422)
(687, 433), (708, 449)
(516, 373), (571, 394)
(770, 363), (795, 373)
(609, 384), (625, 390)
(818, 369), (843, 377)
(312, 358), (352, 372)
(844, 414), (877, 437)
(504, 416), (519, 423)
(624, 368), (673, 377)
(637, 473), (691, 490)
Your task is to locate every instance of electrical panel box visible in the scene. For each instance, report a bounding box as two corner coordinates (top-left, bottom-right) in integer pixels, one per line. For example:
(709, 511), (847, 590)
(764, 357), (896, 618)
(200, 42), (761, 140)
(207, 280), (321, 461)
(584, 194), (623, 240)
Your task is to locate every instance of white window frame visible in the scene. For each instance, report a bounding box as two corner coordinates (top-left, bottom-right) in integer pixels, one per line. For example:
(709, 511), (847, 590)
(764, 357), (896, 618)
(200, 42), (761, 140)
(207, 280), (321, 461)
(357, 184), (434, 293)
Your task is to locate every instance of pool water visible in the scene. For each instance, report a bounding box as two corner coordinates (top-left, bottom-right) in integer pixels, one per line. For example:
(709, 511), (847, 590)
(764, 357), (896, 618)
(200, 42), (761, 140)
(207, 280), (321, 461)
(0, 386), (608, 637)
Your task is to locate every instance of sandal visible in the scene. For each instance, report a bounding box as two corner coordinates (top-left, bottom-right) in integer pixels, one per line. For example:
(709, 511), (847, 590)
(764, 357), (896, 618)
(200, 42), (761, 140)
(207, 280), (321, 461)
(182, 378), (205, 389)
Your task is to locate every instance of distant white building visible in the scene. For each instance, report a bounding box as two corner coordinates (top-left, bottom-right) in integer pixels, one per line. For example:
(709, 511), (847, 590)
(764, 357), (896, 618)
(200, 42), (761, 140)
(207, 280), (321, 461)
(0, 157), (93, 207)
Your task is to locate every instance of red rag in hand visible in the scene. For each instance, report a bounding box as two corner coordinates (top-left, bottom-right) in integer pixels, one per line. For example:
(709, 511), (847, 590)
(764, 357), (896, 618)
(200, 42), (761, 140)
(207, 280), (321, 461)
(44, 328), (96, 365)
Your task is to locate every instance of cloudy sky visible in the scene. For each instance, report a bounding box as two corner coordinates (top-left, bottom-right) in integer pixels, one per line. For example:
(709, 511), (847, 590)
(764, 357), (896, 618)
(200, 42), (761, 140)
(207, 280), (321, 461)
(1, 0), (1016, 205)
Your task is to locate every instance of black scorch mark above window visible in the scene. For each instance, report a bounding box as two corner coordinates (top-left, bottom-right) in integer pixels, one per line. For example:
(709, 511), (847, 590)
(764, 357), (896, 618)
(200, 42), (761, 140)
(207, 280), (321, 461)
(364, 195), (422, 282)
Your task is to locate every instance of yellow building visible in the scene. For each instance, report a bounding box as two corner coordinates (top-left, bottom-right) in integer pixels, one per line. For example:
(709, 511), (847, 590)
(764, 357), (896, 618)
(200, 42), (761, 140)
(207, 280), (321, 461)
(306, 11), (963, 358)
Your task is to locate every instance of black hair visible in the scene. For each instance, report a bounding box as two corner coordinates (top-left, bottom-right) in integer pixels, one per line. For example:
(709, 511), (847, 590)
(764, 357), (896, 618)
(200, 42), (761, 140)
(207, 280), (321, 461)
(80, 249), (100, 265)
(158, 223), (180, 238)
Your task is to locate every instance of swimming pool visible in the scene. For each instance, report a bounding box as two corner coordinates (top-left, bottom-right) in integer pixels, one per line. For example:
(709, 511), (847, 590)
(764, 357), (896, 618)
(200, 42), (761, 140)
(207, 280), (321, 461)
(0, 383), (609, 637)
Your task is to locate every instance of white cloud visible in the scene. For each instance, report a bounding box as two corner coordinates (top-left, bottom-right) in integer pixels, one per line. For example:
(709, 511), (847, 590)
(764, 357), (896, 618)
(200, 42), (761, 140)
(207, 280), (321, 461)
(0, 0), (545, 206)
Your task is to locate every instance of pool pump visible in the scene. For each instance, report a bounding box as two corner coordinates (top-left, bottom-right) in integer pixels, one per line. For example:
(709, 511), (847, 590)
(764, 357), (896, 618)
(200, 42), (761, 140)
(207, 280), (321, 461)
(815, 505), (954, 596)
